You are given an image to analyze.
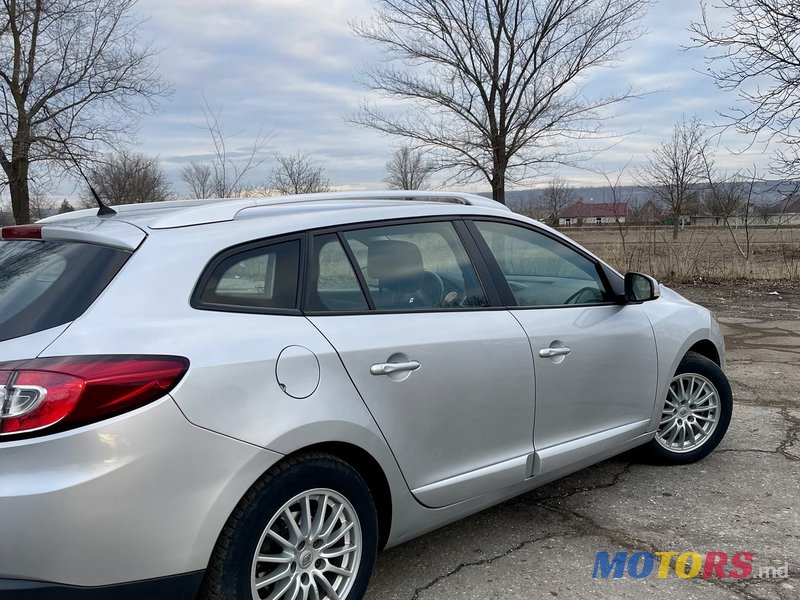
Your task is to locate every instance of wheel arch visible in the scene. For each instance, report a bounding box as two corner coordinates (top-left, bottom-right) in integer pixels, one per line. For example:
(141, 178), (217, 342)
(687, 339), (720, 365)
(285, 441), (393, 550)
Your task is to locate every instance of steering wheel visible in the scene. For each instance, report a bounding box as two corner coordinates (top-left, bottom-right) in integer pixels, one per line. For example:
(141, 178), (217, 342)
(565, 286), (602, 305)
(420, 271), (445, 307)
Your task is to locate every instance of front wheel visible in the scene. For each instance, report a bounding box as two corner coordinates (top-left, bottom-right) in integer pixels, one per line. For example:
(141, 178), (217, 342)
(201, 452), (378, 600)
(641, 352), (732, 465)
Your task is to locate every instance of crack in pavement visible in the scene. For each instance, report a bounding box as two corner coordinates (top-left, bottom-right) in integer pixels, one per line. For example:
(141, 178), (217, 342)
(717, 407), (800, 462)
(407, 531), (582, 600)
(406, 458), (797, 599)
(514, 463), (635, 505)
(398, 430), (797, 599)
(531, 500), (797, 600)
(726, 379), (798, 409)
(777, 407), (800, 462)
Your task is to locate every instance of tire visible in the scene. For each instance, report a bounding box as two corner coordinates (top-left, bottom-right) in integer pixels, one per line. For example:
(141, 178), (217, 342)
(200, 452), (378, 600)
(640, 352), (732, 465)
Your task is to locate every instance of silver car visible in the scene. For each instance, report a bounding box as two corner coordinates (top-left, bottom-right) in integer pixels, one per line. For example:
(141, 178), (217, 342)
(0, 192), (731, 600)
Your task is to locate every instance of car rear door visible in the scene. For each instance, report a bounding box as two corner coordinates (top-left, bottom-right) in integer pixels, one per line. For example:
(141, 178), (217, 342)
(305, 220), (535, 508)
(466, 219), (658, 474)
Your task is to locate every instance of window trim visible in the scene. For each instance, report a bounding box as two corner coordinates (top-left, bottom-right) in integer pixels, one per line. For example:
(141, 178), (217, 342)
(191, 234), (305, 316)
(302, 231), (373, 314)
(463, 217), (621, 310)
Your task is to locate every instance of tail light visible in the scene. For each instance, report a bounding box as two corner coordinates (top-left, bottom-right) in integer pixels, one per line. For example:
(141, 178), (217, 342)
(1, 224), (43, 240)
(0, 355), (189, 439)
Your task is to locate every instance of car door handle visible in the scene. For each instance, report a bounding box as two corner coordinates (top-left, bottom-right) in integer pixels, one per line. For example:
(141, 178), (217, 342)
(538, 347), (572, 358)
(370, 360), (421, 376)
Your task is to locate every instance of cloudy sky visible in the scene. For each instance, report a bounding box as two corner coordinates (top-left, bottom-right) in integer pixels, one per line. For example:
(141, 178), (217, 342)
(128, 0), (769, 195)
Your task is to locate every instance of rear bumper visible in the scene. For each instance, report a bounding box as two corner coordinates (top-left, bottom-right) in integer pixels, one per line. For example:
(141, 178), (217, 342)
(0, 572), (203, 600)
(0, 397), (282, 587)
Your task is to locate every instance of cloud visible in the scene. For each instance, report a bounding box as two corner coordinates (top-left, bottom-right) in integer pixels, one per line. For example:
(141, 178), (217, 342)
(121, 0), (776, 194)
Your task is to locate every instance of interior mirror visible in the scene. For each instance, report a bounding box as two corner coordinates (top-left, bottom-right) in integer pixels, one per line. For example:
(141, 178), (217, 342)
(624, 272), (660, 303)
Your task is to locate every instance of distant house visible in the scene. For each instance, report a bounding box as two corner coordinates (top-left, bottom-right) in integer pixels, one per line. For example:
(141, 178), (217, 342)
(559, 200), (627, 226)
(630, 200), (664, 225)
(764, 196), (800, 225)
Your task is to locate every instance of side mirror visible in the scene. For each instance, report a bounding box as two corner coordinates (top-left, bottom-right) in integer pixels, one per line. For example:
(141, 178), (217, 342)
(624, 272), (660, 303)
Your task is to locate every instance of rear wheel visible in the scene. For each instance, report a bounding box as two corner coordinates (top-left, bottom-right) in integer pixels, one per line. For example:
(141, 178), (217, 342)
(201, 453), (378, 600)
(641, 352), (732, 465)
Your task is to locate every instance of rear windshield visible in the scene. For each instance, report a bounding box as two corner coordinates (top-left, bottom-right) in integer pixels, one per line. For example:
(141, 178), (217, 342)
(0, 240), (130, 342)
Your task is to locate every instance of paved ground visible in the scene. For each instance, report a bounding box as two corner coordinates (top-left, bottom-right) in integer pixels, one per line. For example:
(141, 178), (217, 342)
(365, 282), (800, 600)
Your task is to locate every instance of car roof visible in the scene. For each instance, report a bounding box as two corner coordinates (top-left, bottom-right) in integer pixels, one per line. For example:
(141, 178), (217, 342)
(27, 191), (519, 251)
(41, 191), (510, 230)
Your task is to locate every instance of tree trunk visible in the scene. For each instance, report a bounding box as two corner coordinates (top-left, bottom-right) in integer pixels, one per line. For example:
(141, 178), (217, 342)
(491, 159), (506, 205)
(491, 181), (505, 204)
(9, 158), (31, 225)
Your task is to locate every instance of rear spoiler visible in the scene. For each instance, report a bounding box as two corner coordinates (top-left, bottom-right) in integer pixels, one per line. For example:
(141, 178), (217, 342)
(1, 219), (145, 251)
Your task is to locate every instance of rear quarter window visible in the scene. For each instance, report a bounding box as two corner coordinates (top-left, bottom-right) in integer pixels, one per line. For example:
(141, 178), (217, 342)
(193, 239), (301, 312)
(0, 240), (131, 342)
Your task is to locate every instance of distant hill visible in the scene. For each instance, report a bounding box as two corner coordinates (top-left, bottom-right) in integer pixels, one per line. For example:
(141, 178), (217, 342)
(479, 180), (797, 211)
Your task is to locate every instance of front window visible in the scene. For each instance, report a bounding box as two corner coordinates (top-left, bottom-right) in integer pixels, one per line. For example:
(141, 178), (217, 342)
(473, 220), (609, 306)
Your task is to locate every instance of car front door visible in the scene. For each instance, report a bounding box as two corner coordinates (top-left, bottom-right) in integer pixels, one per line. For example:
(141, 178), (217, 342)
(467, 219), (658, 473)
(305, 221), (535, 508)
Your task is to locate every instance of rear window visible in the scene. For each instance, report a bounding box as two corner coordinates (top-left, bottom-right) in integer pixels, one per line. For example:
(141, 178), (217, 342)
(0, 240), (130, 342)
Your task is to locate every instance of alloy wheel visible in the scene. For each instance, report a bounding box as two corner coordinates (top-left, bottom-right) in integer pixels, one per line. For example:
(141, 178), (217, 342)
(251, 488), (362, 600)
(656, 373), (721, 453)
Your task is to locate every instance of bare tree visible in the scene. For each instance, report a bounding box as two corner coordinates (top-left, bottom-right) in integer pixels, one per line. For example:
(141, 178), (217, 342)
(636, 115), (710, 239)
(690, 1), (800, 177)
(181, 161), (215, 199)
(539, 176), (575, 226)
(267, 151), (331, 195)
(599, 161), (633, 255)
(82, 151), (172, 206)
(187, 97), (272, 198)
(352, 0), (649, 204)
(699, 146), (761, 260)
(0, 0), (170, 224)
(384, 146), (435, 190)
(28, 187), (56, 220)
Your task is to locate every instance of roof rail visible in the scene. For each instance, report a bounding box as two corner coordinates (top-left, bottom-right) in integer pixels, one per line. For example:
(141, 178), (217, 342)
(150, 190), (508, 229)
(249, 190), (506, 210)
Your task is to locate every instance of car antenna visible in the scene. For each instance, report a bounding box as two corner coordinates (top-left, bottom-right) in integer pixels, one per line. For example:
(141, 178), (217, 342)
(44, 107), (116, 217)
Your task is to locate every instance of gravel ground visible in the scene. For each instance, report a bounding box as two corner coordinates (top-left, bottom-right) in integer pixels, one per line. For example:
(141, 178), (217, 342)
(365, 282), (800, 600)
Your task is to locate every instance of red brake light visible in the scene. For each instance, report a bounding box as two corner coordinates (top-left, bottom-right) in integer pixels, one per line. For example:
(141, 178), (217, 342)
(0, 355), (189, 438)
(1, 225), (43, 240)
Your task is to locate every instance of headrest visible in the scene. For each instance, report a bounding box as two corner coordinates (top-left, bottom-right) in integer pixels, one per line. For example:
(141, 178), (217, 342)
(367, 240), (425, 293)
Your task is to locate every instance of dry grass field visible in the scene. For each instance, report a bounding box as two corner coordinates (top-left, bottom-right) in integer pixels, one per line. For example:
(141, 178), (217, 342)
(564, 225), (800, 283)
